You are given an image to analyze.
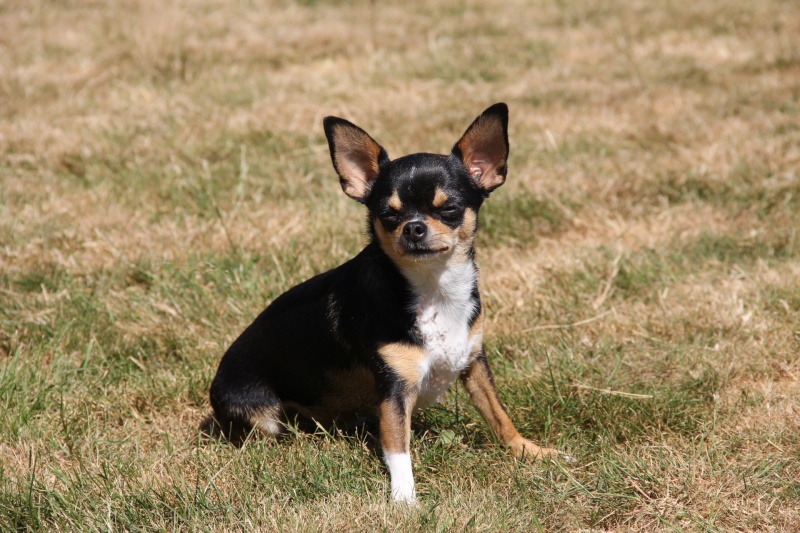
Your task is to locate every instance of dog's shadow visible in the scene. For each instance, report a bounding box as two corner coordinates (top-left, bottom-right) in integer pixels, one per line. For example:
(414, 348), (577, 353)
(198, 412), (383, 456)
(198, 408), (472, 460)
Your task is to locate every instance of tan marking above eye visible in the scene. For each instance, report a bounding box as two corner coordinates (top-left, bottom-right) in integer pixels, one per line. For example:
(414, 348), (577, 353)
(432, 188), (449, 208)
(388, 192), (402, 211)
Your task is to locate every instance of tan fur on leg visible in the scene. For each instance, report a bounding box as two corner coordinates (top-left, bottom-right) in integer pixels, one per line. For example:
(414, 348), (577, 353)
(460, 354), (559, 459)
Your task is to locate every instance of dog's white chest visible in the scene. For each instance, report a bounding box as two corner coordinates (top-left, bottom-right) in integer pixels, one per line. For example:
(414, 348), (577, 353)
(408, 262), (481, 409)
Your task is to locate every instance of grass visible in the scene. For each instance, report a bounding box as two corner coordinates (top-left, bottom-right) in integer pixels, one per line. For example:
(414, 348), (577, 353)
(2, 0), (799, 530)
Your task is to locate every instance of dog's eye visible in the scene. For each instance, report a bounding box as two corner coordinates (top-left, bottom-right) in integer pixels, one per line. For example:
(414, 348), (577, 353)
(439, 206), (462, 221)
(380, 210), (402, 223)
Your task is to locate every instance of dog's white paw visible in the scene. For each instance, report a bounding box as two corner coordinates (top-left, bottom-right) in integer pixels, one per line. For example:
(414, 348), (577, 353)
(392, 491), (418, 505)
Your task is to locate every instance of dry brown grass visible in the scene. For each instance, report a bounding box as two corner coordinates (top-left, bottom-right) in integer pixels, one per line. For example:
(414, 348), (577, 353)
(2, 0), (799, 531)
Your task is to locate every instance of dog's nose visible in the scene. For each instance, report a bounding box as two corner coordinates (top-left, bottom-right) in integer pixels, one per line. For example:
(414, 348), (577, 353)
(402, 220), (428, 243)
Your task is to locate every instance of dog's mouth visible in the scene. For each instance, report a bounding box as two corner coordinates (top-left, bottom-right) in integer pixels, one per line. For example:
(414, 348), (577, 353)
(403, 245), (450, 257)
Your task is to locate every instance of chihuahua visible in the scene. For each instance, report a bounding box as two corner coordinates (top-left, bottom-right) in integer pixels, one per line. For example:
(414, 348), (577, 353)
(208, 103), (560, 503)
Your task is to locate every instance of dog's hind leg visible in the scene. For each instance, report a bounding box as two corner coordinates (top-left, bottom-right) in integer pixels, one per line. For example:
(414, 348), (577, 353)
(207, 376), (285, 444)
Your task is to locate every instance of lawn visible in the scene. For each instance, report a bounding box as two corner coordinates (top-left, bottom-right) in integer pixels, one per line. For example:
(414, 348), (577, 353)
(1, 0), (799, 530)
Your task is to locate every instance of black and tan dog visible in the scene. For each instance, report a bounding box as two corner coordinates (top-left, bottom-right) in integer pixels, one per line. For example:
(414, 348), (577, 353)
(207, 103), (560, 502)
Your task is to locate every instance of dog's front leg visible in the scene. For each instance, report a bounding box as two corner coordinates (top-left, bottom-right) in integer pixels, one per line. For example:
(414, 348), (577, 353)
(379, 388), (418, 503)
(460, 351), (559, 459)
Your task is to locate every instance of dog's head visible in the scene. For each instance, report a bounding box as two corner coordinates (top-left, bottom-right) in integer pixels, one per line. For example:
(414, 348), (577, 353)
(323, 103), (509, 267)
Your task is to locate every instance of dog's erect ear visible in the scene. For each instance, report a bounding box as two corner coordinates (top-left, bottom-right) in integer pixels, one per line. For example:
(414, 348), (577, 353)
(452, 103), (509, 193)
(323, 117), (389, 202)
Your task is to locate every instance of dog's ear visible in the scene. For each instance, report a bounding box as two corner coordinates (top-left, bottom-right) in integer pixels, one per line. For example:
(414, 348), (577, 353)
(323, 117), (389, 203)
(451, 103), (509, 193)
